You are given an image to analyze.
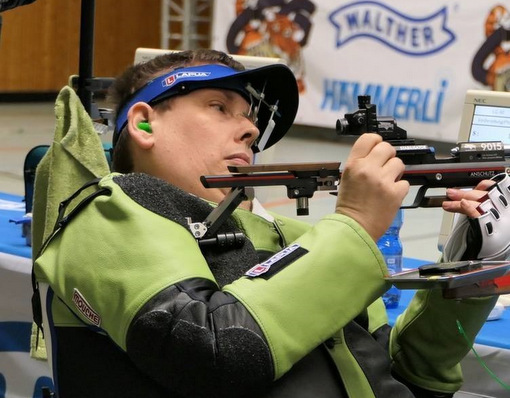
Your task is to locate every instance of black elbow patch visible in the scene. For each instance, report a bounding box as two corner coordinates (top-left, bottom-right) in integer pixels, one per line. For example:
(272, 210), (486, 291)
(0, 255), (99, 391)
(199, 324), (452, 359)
(215, 327), (274, 391)
(127, 311), (273, 396)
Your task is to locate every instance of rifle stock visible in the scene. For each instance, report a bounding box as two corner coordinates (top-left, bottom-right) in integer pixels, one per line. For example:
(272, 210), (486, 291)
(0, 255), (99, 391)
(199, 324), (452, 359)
(201, 155), (510, 214)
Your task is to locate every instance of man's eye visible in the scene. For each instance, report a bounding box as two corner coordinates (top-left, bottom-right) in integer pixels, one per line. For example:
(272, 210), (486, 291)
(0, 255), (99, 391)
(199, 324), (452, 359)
(211, 103), (226, 112)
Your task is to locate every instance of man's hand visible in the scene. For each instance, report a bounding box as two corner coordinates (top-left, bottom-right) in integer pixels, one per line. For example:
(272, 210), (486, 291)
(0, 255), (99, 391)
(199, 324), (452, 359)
(335, 134), (409, 241)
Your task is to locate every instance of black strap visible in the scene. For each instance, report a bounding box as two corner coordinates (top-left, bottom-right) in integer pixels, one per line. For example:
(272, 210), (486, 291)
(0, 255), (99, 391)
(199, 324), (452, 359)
(53, 178), (108, 231)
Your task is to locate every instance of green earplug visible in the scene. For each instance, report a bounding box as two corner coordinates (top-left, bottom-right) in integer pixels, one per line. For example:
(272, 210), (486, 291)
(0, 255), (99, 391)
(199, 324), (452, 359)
(137, 122), (152, 133)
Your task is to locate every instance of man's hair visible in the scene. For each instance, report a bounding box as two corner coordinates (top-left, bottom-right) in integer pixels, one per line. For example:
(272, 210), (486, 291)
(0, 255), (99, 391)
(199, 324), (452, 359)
(109, 49), (245, 173)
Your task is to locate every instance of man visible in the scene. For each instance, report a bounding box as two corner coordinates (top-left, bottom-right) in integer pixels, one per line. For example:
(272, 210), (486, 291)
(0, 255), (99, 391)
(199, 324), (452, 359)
(33, 49), (508, 398)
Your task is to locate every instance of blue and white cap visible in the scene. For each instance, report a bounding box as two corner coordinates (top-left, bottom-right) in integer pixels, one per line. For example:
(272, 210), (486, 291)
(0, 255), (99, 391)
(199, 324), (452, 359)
(114, 63), (299, 152)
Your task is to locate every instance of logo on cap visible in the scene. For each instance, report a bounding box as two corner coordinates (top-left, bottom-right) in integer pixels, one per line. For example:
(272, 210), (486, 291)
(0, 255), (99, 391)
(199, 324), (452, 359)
(162, 71), (212, 87)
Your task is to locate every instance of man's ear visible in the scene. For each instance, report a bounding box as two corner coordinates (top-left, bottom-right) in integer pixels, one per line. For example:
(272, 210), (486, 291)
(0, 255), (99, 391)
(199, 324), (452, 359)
(127, 102), (154, 150)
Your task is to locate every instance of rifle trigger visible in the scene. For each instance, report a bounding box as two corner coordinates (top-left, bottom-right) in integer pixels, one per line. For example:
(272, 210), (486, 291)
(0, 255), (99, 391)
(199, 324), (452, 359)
(401, 185), (428, 209)
(401, 185), (448, 209)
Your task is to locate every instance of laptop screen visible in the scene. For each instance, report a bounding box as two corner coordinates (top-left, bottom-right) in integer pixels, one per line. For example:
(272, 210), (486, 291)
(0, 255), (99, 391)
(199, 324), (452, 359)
(468, 103), (510, 144)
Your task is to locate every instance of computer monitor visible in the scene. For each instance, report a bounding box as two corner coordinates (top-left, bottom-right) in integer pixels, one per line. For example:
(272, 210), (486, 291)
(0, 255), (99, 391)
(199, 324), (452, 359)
(437, 89), (510, 250)
(133, 47), (286, 69)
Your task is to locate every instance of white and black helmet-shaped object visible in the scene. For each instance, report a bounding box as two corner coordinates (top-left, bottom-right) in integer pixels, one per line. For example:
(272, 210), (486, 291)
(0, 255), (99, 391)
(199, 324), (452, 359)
(444, 172), (510, 261)
(114, 63), (299, 153)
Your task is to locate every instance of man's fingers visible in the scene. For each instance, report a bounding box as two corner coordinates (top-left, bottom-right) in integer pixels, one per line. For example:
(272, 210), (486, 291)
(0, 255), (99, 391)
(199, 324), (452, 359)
(473, 179), (496, 191)
(384, 157), (406, 182)
(444, 184), (491, 217)
(460, 199), (482, 218)
(445, 179), (496, 202)
(366, 140), (397, 166)
(446, 188), (488, 202)
(346, 134), (382, 161)
(443, 198), (482, 218)
(395, 179), (411, 197)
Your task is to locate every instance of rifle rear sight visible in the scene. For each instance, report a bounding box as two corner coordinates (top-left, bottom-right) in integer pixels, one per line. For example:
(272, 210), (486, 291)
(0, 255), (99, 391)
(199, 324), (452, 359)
(336, 95), (412, 145)
(336, 95), (510, 166)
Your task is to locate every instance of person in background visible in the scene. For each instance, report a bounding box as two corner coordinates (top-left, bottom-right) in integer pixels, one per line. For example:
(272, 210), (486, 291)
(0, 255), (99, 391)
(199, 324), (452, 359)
(33, 49), (509, 398)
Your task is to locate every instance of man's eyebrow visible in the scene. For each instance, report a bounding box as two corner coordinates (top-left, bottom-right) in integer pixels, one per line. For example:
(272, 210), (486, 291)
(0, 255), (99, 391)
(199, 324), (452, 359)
(216, 90), (250, 107)
(218, 89), (236, 101)
(200, 88), (233, 102)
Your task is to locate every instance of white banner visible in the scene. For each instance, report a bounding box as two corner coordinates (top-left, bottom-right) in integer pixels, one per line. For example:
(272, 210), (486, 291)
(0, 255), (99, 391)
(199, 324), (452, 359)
(212, 1), (510, 143)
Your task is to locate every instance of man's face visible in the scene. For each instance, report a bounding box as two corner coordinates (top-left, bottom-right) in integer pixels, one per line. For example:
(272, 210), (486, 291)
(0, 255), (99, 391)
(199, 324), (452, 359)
(144, 88), (260, 203)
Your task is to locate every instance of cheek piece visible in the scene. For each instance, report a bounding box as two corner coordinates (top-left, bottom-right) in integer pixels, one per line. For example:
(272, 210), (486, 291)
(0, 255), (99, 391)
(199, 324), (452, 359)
(443, 172), (510, 261)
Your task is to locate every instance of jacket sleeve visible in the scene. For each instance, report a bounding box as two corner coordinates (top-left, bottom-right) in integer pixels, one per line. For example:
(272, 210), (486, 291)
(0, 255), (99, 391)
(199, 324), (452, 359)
(390, 289), (497, 393)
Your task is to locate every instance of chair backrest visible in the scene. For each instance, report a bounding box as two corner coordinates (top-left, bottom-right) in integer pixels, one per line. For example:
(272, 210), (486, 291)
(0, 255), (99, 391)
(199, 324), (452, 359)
(24, 144), (112, 215)
(23, 145), (50, 215)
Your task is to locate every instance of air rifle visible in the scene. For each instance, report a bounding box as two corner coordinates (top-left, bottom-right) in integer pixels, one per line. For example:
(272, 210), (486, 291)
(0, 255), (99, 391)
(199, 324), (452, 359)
(201, 95), (510, 216)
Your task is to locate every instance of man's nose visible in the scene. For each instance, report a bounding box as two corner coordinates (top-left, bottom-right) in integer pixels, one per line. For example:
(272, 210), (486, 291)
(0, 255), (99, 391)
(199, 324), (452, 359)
(237, 117), (260, 146)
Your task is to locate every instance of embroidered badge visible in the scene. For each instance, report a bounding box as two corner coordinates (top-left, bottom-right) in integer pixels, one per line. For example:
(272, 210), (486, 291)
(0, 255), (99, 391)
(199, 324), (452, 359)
(245, 243), (304, 277)
(72, 288), (101, 327)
